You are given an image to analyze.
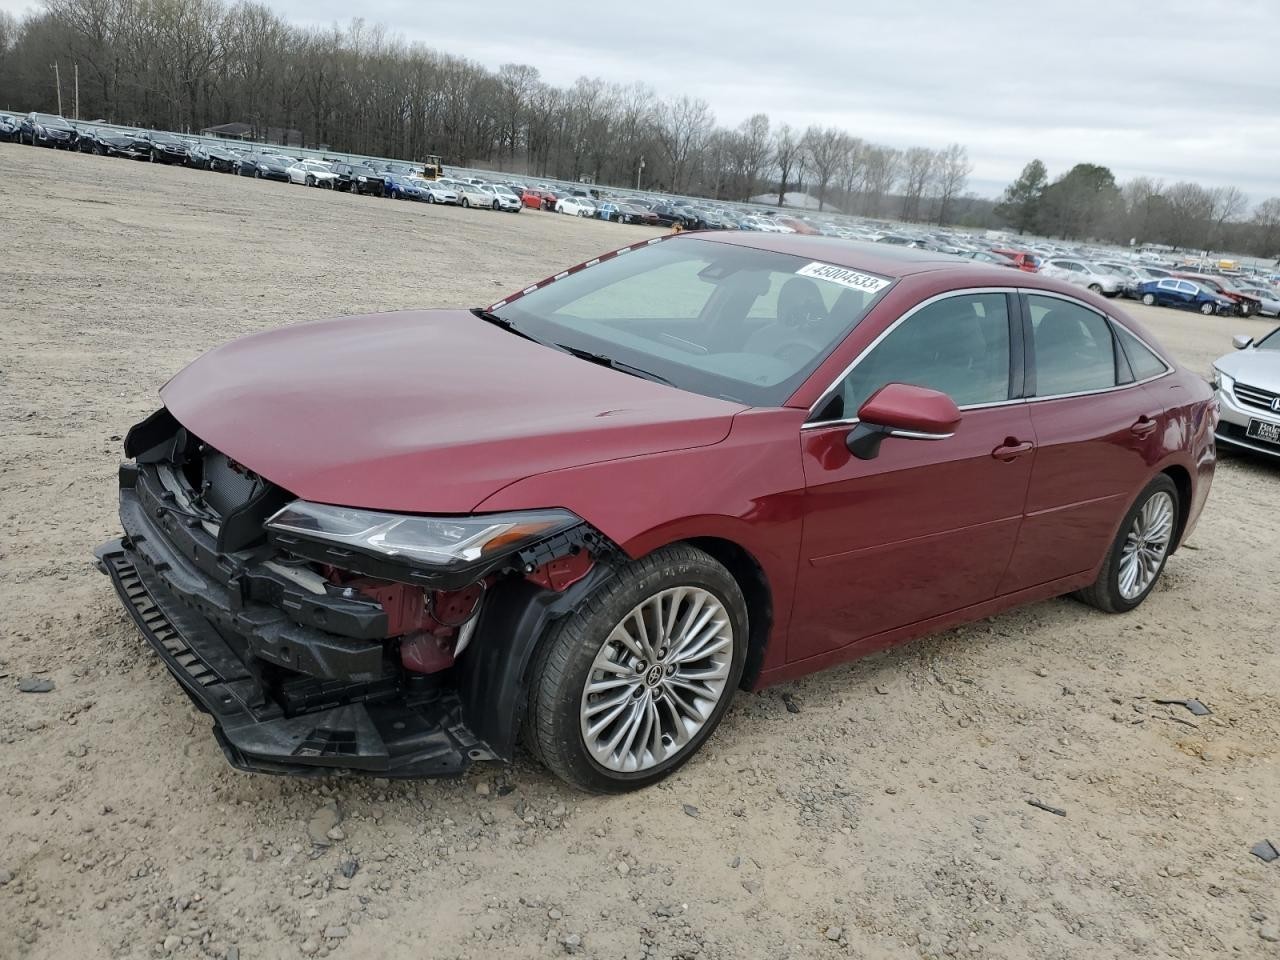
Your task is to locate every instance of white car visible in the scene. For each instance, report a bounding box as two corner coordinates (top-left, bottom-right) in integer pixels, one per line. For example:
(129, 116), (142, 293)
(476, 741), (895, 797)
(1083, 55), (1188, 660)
(1039, 258), (1122, 297)
(1237, 284), (1280, 317)
(479, 184), (522, 212)
(286, 160), (338, 188)
(555, 196), (596, 217)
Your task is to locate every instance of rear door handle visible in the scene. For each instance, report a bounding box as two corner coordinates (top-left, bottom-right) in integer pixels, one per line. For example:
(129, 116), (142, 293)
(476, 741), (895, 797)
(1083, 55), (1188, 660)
(1131, 416), (1159, 438)
(991, 439), (1035, 462)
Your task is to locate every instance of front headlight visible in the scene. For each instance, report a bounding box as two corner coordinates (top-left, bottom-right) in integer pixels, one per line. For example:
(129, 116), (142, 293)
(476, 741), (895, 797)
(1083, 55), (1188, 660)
(1210, 367), (1232, 391)
(266, 502), (580, 573)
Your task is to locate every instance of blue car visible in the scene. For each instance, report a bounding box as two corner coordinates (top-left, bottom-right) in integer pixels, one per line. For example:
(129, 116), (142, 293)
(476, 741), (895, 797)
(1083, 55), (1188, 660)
(385, 174), (426, 201)
(1138, 278), (1234, 316)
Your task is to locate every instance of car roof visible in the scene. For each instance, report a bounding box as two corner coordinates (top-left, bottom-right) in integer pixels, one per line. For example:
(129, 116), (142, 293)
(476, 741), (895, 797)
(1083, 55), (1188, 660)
(685, 232), (1007, 279)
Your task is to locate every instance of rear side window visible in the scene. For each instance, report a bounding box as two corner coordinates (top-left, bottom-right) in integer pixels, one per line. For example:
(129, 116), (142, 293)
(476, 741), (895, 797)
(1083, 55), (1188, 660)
(1114, 324), (1169, 380)
(1027, 295), (1118, 396)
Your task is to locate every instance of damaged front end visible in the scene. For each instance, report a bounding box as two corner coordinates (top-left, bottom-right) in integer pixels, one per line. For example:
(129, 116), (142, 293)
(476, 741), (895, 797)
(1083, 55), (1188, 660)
(94, 407), (616, 778)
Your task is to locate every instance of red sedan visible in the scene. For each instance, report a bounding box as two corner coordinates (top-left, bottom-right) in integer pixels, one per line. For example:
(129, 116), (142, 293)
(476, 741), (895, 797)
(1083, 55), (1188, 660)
(520, 188), (549, 210)
(95, 234), (1215, 792)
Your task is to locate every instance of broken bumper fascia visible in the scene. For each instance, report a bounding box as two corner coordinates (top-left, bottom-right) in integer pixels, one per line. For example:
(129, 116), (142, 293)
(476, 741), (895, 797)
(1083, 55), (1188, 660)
(93, 491), (497, 778)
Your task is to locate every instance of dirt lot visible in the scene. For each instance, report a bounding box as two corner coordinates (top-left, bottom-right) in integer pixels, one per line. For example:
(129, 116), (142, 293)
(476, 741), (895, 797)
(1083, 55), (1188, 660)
(1, 143), (1278, 960)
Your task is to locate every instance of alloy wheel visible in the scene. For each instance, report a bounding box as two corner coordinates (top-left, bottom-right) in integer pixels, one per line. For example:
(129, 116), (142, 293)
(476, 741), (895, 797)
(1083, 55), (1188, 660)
(579, 587), (733, 773)
(1118, 491), (1174, 600)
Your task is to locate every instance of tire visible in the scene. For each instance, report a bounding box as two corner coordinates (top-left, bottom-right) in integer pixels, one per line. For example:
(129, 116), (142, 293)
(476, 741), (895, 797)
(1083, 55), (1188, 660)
(425, 193), (435, 203)
(254, 169), (261, 179)
(1240, 303), (1253, 317)
(1141, 293), (1156, 306)
(149, 150), (157, 163)
(524, 544), (748, 793)
(492, 200), (500, 210)
(1074, 474), (1178, 614)
(461, 198), (470, 208)
(1088, 283), (1103, 293)
(305, 175), (315, 187)
(1201, 301), (1215, 316)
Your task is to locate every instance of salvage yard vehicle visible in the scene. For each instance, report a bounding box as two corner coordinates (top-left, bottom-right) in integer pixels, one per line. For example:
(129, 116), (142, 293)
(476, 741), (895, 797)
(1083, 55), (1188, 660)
(414, 180), (459, 204)
(1040, 258), (1122, 296)
(94, 234), (1215, 791)
(142, 131), (191, 164)
(479, 184), (522, 211)
(449, 180), (494, 208)
(555, 195), (596, 217)
(1212, 326), (1280, 457)
(18, 112), (78, 148)
(1174, 273), (1261, 317)
(1235, 285), (1280, 317)
(0, 112), (19, 141)
(286, 159), (338, 187)
(188, 142), (241, 172)
(77, 125), (150, 159)
(1138, 278), (1234, 315)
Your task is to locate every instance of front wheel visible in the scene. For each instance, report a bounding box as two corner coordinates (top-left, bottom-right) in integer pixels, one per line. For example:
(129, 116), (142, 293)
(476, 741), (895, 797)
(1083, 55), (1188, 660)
(525, 544), (747, 793)
(1142, 293), (1156, 306)
(461, 197), (470, 208)
(305, 175), (315, 187)
(425, 193), (435, 203)
(1088, 283), (1103, 293)
(492, 200), (500, 210)
(1074, 475), (1178, 614)
(1201, 301), (1215, 316)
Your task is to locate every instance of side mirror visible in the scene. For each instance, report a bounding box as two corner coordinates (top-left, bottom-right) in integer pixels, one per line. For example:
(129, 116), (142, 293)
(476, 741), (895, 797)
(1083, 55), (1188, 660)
(1232, 334), (1253, 350)
(846, 384), (962, 460)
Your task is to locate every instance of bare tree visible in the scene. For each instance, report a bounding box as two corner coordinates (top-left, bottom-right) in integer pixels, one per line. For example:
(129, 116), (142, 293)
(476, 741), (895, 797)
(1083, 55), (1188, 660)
(1208, 185), (1248, 244)
(899, 146), (935, 221)
(931, 143), (972, 225)
(771, 123), (801, 207)
(653, 95), (711, 194)
(801, 125), (851, 211)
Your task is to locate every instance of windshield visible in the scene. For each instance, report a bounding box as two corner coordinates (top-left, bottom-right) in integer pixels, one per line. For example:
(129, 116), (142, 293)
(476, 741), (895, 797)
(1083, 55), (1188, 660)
(1257, 328), (1280, 350)
(32, 113), (71, 127)
(490, 238), (893, 406)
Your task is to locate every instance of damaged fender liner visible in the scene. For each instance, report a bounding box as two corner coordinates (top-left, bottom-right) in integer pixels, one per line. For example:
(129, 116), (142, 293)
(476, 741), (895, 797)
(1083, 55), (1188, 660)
(95, 541), (494, 778)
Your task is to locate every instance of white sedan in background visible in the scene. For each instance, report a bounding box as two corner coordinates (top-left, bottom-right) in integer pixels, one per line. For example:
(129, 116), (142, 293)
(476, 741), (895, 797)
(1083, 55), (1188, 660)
(286, 159), (338, 188)
(479, 184), (522, 212)
(440, 179), (492, 209)
(555, 196), (596, 217)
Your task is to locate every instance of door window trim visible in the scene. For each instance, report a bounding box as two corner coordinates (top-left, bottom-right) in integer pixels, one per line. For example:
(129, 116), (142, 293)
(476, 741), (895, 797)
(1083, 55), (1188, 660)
(804, 287), (1022, 428)
(1019, 289), (1173, 402)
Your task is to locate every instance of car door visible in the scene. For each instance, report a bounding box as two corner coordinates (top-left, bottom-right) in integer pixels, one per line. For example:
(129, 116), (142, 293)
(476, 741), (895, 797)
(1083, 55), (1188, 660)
(790, 290), (1035, 660)
(998, 291), (1164, 593)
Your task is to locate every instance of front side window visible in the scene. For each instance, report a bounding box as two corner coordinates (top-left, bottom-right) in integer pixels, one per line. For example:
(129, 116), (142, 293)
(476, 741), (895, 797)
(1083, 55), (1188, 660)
(1027, 294), (1118, 396)
(493, 238), (892, 405)
(820, 293), (1012, 420)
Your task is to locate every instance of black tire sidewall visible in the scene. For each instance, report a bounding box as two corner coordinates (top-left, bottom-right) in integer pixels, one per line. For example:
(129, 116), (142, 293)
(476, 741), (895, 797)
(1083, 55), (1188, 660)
(1096, 475), (1179, 612)
(528, 545), (748, 793)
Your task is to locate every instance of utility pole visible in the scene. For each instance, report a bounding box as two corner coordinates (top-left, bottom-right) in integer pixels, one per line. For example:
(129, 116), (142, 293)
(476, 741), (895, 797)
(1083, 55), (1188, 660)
(635, 155), (644, 191)
(53, 62), (63, 116)
(74, 63), (79, 120)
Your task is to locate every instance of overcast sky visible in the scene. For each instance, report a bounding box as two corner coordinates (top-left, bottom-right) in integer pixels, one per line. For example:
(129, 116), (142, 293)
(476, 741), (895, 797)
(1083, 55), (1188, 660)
(5, 0), (1279, 200)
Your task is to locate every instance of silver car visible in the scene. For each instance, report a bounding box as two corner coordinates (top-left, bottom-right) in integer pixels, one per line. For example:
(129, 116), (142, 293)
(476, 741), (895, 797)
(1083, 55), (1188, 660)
(1040, 258), (1123, 297)
(1212, 327), (1280, 457)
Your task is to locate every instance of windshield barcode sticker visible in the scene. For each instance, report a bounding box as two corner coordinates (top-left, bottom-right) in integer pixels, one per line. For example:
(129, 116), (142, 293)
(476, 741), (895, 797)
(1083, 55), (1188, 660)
(796, 262), (891, 293)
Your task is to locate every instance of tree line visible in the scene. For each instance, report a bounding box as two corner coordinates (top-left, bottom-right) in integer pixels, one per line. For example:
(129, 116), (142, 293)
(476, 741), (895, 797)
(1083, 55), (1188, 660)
(995, 159), (1280, 259)
(0, 0), (977, 221)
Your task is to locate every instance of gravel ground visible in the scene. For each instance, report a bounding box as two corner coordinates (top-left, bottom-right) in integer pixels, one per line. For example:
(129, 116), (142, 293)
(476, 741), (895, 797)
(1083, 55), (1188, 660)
(1, 143), (1278, 960)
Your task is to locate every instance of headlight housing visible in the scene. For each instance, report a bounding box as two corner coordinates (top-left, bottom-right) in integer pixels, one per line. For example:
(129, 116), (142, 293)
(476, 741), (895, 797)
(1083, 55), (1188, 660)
(266, 502), (581, 580)
(1210, 366), (1232, 391)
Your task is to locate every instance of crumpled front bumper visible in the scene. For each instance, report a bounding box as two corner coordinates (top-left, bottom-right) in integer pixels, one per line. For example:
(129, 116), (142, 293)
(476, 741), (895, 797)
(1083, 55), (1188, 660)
(93, 480), (496, 777)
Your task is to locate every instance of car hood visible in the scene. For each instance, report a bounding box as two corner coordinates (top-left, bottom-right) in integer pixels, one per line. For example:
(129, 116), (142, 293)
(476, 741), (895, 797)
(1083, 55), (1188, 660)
(1215, 347), (1280, 388)
(160, 310), (745, 514)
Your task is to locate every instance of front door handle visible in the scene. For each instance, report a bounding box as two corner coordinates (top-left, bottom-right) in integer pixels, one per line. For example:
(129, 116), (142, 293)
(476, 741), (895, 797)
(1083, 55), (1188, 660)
(991, 439), (1034, 462)
(1131, 416), (1159, 438)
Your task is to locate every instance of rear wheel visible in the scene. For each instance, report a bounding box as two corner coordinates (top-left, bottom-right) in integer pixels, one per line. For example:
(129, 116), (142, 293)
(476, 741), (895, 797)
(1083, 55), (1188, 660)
(525, 544), (747, 793)
(305, 175), (315, 187)
(1141, 293), (1156, 306)
(461, 197), (470, 208)
(492, 200), (500, 210)
(1074, 475), (1178, 613)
